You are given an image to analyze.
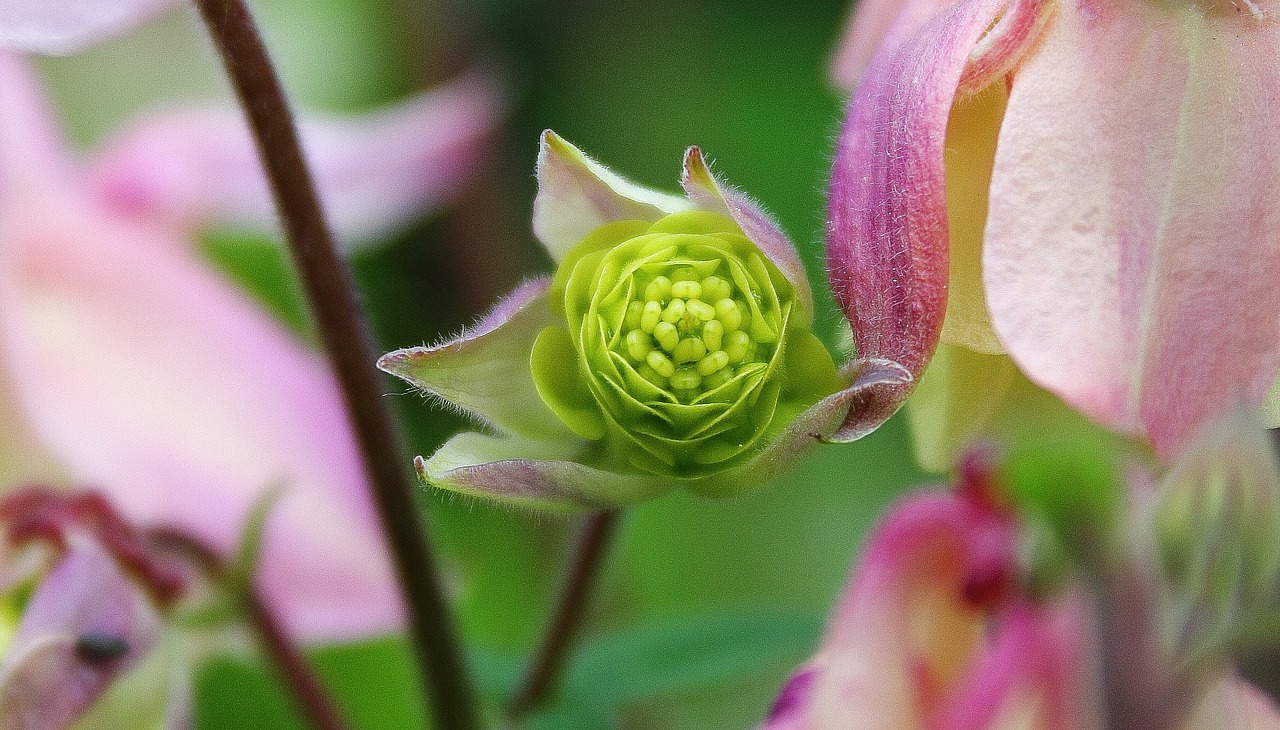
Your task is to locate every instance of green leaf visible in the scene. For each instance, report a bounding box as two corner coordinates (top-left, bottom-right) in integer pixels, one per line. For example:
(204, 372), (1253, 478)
(228, 484), (286, 596)
(195, 637), (527, 730)
(561, 611), (822, 705)
(513, 612), (823, 728)
(202, 232), (314, 345)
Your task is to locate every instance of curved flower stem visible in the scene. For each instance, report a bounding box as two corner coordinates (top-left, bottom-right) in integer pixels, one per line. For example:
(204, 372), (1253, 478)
(148, 529), (348, 730)
(190, 2), (478, 728)
(509, 510), (622, 719)
(243, 587), (348, 730)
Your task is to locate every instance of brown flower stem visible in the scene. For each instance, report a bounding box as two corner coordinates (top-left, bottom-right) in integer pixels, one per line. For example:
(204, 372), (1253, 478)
(1088, 549), (1201, 730)
(148, 529), (347, 730)
(1093, 564), (1176, 730)
(242, 587), (349, 730)
(509, 510), (622, 719)
(191, 2), (478, 728)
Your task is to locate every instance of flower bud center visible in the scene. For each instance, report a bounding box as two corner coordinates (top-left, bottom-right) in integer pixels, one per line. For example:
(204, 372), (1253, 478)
(536, 210), (802, 475)
(616, 265), (770, 403)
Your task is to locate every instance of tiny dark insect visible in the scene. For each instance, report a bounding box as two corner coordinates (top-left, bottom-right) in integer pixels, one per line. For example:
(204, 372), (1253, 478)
(75, 632), (129, 665)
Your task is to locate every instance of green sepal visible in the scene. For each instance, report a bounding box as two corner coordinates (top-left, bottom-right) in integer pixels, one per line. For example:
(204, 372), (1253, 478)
(531, 325), (608, 441)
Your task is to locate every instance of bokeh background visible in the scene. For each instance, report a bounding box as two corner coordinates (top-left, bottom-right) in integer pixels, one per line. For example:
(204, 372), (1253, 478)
(37, 0), (931, 726)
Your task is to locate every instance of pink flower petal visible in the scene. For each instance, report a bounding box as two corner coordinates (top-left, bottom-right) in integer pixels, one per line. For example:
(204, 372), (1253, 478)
(1185, 676), (1280, 729)
(763, 491), (1019, 727)
(0, 52), (75, 196)
(934, 605), (1081, 730)
(532, 130), (692, 262)
(681, 146), (814, 319)
(93, 69), (502, 246)
(0, 55), (402, 640)
(0, 538), (160, 728)
(829, 0), (1049, 438)
(829, 0), (961, 92)
(0, 0), (174, 55)
(0, 203), (403, 641)
(826, 0), (1046, 390)
(983, 0), (1280, 457)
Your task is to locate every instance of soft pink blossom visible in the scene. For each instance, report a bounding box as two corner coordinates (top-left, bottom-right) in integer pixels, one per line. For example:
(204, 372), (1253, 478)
(761, 484), (1280, 729)
(0, 51), (497, 639)
(826, 0), (1280, 460)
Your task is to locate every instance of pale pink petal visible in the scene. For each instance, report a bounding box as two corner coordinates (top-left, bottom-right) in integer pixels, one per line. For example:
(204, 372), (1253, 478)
(826, 0), (1048, 397)
(0, 53), (76, 198)
(0, 538), (160, 729)
(829, 0), (962, 91)
(763, 491), (1017, 728)
(532, 130), (692, 262)
(984, 0), (1280, 458)
(0, 199), (403, 640)
(0, 54), (74, 486)
(378, 278), (576, 441)
(681, 146), (814, 319)
(0, 0), (173, 55)
(93, 69), (501, 246)
(1226, 681), (1280, 729)
(0, 56), (401, 638)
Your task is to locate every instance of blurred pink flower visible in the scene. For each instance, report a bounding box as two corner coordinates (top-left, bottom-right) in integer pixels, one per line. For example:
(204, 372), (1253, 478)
(0, 51), (498, 640)
(761, 482), (1280, 729)
(826, 0), (1280, 460)
(0, 538), (163, 728)
(0, 488), (190, 729)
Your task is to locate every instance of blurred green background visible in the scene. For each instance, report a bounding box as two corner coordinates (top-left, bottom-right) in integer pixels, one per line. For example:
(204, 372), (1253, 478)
(39, 0), (933, 726)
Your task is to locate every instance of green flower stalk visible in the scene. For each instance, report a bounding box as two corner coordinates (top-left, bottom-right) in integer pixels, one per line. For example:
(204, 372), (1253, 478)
(379, 133), (910, 509)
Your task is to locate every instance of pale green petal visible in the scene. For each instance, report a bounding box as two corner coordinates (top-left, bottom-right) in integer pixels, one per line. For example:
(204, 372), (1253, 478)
(418, 431), (672, 510)
(939, 82), (1006, 354)
(533, 131), (692, 262)
(689, 358), (910, 498)
(378, 279), (573, 441)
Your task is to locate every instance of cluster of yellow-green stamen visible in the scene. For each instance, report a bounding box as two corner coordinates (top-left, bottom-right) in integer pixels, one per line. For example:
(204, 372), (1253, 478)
(618, 265), (767, 402)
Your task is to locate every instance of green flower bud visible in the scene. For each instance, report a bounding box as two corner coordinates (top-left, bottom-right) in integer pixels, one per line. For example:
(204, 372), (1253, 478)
(1156, 411), (1280, 657)
(378, 133), (913, 509)
(531, 209), (838, 477)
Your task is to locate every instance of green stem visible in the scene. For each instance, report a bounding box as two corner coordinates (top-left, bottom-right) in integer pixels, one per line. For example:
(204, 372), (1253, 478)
(190, 2), (478, 727)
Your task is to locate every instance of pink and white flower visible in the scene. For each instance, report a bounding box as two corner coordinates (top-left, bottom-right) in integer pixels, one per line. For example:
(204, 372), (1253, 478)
(826, 0), (1280, 462)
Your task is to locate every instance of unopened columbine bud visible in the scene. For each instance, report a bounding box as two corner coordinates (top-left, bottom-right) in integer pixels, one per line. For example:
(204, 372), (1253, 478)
(531, 209), (832, 476)
(1156, 411), (1280, 654)
(378, 133), (912, 509)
